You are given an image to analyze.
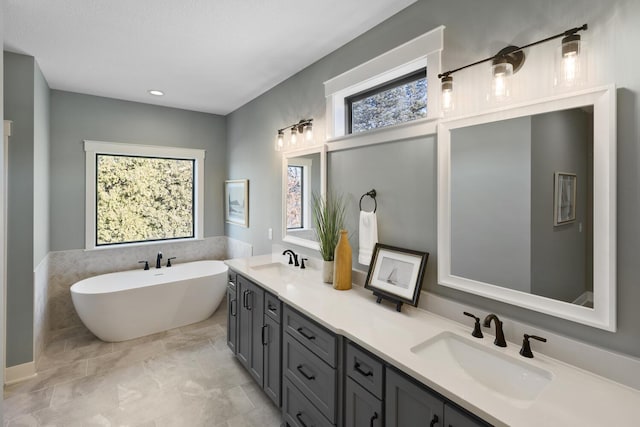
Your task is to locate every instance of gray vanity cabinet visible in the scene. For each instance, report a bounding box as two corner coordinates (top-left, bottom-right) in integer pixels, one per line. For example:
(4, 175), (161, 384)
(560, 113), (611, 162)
(282, 305), (340, 426)
(263, 295), (282, 406)
(226, 272), (238, 354)
(232, 272), (282, 408)
(237, 274), (265, 384)
(444, 403), (488, 427)
(345, 377), (382, 427)
(386, 367), (489, 427)
(386, 367), (443, 427)
(345, 341), (384, 427)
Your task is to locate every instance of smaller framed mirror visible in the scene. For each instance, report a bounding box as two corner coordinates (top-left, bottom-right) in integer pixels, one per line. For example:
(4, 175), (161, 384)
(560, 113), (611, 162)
(282, 145), (327, 250)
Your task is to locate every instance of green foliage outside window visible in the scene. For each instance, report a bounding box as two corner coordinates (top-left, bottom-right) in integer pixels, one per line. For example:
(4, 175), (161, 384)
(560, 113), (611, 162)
(96, 155), (194, 245)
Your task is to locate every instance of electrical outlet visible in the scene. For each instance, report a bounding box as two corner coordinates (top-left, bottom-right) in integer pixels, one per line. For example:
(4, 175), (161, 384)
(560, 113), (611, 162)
(268, 228), (273, 240)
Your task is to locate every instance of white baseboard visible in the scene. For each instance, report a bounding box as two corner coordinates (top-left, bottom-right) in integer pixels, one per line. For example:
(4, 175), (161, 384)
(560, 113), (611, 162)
(5, 361), (37, 385)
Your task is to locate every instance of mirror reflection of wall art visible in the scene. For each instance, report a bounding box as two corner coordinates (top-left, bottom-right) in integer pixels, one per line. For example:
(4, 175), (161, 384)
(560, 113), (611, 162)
(364, 243), (428, 309)
(225, 179), (249, 227)
(554, 172), (577, 226)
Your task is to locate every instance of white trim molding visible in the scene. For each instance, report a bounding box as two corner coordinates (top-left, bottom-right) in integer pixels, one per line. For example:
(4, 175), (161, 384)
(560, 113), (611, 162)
(324, 26), (444, 145)
(84, 140), (206, 250)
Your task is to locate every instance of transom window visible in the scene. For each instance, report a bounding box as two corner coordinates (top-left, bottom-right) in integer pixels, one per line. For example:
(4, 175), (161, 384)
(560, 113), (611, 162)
(84, 141), (205, 249)
(346, 68), (427, 134)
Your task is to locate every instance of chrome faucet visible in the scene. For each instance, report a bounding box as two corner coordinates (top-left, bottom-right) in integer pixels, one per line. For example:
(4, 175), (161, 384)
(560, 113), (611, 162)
(282, 249), (299, 267)
(483, 314), (507, 347)
(156, 252), (163, 269)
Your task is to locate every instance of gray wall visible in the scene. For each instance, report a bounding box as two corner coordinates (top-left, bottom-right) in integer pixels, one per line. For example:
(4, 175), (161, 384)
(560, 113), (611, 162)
(226, 0), (640, 359)
(3, 52), (50, 366)
(33, 62), (50, 266)
(450, 117), (531, 292)
(1, 0), (6, 396)
(531, 109), (590, 302)
(50, 90), (227, 251)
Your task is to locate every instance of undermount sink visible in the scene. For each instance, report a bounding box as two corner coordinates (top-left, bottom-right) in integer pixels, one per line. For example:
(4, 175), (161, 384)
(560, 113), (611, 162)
(249, 261), (302, 279)
(410, 332), (553, 402)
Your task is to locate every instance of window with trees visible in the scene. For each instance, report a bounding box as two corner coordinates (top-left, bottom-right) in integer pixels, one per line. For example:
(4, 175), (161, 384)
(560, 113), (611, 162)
(85, 141), (205, 249)
(347, 68), (427, 134)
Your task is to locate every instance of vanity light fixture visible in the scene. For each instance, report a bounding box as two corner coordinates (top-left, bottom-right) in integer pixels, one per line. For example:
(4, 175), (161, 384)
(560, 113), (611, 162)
(274, 118), (314, 151)
(438, 24), (587, 109)
(148, 89), (164, 96)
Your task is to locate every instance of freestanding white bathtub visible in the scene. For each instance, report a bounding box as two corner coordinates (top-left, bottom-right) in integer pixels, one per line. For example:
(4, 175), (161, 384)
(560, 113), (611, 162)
(70, 260), (228, 342)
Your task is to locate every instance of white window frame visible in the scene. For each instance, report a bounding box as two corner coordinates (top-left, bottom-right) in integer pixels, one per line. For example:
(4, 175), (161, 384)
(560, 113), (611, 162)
(286, 157), (312, 231)
(84, 140), (205, 250)
(324, 26), (444, 150)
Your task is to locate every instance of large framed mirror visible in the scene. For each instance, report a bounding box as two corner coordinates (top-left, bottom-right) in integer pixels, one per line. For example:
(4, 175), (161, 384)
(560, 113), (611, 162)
(282, 145), (327, 250)
(437, 86), (616, 331)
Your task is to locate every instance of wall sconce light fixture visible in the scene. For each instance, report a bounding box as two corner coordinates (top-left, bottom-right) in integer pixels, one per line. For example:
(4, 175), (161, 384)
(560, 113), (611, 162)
(438, 24), (587, 110)
(275, 118), (314, 151)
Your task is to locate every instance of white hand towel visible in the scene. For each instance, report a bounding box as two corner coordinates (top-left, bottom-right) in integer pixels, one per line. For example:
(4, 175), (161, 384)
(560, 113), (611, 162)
(359, 211), (378, 265)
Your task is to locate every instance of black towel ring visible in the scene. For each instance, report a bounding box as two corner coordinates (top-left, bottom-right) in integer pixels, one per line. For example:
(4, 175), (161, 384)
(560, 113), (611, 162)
(359, 189), (377, 213)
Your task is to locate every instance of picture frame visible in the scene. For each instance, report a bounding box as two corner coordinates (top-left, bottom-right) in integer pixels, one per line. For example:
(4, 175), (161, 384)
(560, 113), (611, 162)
(554, 172), (576, 226)
(364, 243), (429, 309)
(225, 179), (249, 227)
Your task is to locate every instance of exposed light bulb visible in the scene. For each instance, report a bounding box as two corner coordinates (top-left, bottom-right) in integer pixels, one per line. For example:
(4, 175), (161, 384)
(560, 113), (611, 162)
(441, 76), (454, 112)
(275, 131), (284, 151)
(305, 123), (313, 142)
(290, 128), (298, 146)
(557, 34), (583, 86)
(491, 59), (513, 101)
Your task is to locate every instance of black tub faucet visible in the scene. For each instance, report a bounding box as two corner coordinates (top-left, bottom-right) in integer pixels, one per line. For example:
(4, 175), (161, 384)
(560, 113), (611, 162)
(156, 252), (163, 269)
(282, 249), (299, 266)
(483, 314), (507, 347)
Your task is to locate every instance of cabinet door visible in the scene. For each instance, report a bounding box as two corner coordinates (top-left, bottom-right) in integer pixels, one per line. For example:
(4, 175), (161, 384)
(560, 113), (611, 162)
(386, 367), (443, 427)
(237, 276), (265, 384)
(226, 286), (237, 354)
(236, 276), (253, 369)
(263, 315), (281, 407)
(247, 279), (265, 385)
(345, 377), (382, 427)
(444, 403), (489, 427)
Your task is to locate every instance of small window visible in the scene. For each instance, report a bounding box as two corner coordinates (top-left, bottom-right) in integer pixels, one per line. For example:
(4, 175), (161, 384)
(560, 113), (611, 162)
(286, 165), (304, 229)
(286, 159), (311, 230)
(84, 141), (205, 249)
(346, 68), (427, 134)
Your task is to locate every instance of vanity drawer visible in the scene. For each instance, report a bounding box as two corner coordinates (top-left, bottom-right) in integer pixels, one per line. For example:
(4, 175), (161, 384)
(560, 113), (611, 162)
(284, 333), (337, 423)
(264, 291), (281, 323)
(283, 377), (333, 427)
(346, 341), (384, 400)
(284, 305), (337, 367)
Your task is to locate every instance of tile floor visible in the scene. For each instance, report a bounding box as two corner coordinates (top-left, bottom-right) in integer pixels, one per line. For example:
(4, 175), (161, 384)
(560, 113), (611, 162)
(3, 304), (282, 426)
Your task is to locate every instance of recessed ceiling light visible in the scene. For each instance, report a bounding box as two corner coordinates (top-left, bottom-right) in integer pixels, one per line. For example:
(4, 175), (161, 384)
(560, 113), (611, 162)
(148, 90), (164, 96)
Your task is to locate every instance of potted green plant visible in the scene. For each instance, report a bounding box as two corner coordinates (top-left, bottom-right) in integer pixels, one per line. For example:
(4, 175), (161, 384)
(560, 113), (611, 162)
(312, 192), (346, 283)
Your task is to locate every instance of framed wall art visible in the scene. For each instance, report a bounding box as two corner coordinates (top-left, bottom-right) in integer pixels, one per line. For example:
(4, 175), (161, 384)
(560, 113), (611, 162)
(225, 179), (249, 227)
(554, 172), (576, 226)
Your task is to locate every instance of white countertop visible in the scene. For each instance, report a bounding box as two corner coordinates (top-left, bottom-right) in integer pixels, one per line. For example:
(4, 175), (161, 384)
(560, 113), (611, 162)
(226, 254), (640, 427)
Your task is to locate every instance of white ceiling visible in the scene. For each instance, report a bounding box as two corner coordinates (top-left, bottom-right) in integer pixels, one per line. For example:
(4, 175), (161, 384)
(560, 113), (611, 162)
(4, 0), (416, 115)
